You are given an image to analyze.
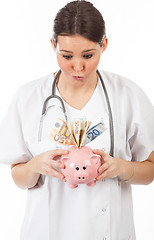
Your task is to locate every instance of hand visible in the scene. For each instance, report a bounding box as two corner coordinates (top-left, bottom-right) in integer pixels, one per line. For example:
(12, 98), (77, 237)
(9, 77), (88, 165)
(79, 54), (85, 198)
(30, 149), (69, 181)
(93, 149), (130, 181)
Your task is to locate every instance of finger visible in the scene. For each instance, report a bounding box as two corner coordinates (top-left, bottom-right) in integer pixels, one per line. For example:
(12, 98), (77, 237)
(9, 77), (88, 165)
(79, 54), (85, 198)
(46, 167), (66, 181)
(53, 154), (68, 162)
(98, 163), (109, 173)
(49, 149), (69, 158)
(93, 149), (108, 158)
(51, 159), (65, 169)
(51, 170), (66, 181)
(96, 169), (109, 181)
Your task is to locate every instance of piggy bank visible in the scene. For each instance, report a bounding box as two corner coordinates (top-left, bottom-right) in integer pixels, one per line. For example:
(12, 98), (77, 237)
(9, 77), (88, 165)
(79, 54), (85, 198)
(60, 146), (101, 189)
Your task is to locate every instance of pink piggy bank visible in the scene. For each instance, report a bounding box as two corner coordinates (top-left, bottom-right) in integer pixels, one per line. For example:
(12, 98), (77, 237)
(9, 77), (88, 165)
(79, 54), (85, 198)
(60, 146), (101, 189)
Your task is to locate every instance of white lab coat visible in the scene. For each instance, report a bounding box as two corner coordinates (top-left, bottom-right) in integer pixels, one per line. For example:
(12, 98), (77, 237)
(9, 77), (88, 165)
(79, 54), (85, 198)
(0, 70), (154, 240)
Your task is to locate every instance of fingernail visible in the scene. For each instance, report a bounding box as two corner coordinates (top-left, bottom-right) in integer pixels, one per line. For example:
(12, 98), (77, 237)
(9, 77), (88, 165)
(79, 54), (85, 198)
(61, 176), (66, 182)
(61, 164), (65, 169)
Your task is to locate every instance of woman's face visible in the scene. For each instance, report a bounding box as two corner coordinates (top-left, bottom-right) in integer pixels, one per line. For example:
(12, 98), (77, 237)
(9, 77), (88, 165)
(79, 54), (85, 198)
(51, 34), (107, 86)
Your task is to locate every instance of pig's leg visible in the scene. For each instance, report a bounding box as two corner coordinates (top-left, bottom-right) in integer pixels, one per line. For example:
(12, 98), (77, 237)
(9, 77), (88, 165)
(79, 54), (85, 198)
(87, 180), (96, 187)
(68, 183), (78, 189)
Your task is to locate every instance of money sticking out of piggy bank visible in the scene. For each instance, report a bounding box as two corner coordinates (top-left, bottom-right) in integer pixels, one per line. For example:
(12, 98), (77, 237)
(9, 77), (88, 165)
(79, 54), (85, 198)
(60, 146), (101, 189)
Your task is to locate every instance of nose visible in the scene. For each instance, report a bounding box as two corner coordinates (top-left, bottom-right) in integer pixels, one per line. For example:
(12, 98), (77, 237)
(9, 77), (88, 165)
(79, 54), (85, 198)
(72, 59), (84, 72)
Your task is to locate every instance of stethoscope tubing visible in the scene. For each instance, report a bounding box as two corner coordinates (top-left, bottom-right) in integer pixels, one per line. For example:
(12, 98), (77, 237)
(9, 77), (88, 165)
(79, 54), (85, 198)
(39, 69), (114, 156)
(96, 70), (114, 157)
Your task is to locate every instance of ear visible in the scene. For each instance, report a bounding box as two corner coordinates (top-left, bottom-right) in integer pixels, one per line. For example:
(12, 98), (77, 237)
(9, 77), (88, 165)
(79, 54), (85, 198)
(90, 155), (101, 165)
(61, 156), (70, 164)
(50, 38), (56, 52)
(102, 37), (108, 53)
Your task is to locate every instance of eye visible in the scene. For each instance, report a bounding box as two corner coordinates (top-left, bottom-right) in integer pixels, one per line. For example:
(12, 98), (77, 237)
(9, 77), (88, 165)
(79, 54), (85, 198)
(75, 166), (80, 171)
(62, 55), (72, 60)
(83, 54), (93, 59)
(83, 165), (87, 170)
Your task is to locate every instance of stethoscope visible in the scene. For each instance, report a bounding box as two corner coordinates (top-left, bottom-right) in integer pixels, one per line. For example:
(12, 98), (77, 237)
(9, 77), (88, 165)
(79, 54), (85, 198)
(38, 69), (114, 157)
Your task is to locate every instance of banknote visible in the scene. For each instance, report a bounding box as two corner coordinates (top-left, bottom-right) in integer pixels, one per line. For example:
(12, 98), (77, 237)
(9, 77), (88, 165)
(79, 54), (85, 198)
(83, 121), (107, 145)
(50, 118), (105, 147)
(68, 119), (91, 148)
(50, 118), (75, 145)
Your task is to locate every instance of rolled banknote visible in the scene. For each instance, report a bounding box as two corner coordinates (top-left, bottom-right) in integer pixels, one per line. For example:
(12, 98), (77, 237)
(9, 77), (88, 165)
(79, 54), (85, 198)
(74, 119), (83, 147)
(68, 118), (91, 148)
(80, 119), (91, 147)
(83, 121), (107, 145)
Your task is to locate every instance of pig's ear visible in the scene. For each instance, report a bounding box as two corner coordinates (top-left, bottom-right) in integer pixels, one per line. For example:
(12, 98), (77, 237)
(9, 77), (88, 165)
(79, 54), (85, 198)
(90, 155), (100, 164)
(61, 156), (70, 164)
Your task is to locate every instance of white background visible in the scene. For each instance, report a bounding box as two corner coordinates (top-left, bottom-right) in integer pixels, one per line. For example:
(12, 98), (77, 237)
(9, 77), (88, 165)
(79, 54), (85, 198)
(0, 0), (154, 239)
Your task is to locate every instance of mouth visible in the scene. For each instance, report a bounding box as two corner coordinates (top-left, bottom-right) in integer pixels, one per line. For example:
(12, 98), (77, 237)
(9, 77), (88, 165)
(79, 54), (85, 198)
(72, 76), (84, 80)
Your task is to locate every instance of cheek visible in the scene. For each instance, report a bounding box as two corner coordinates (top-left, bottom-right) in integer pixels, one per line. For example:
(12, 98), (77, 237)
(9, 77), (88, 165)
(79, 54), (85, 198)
(57, 56), (70, 71)
(86, 56), (101, 72)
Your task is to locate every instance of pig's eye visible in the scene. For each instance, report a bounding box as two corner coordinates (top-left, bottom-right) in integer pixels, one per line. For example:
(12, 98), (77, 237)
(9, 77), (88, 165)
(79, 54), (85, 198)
(75, 166), (80, 171)
(83, 165), (87, 170)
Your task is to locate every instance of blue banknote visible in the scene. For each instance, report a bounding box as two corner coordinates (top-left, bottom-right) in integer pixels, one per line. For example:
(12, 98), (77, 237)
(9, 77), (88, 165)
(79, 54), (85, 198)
(83, 121), (106, 145)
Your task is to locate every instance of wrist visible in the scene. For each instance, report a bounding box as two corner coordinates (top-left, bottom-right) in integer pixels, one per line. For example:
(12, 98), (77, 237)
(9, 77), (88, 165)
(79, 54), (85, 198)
(123, 161), (134, 182)
(118, 160), (135, 182)
(27, 157), (39, 175)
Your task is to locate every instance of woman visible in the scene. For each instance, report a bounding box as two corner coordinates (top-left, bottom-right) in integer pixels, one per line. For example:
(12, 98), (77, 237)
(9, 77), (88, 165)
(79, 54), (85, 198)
(0, 1), (154, 239)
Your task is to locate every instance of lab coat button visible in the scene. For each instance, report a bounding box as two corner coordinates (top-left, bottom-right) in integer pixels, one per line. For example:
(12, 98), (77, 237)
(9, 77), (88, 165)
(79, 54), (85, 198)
(102, 237), (107, 240)
(102, 208), (106, 212)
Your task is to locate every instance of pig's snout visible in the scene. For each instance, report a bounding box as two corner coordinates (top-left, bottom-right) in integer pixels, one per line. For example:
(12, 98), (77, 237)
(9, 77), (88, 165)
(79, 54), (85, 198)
(75, 172), (88, 183)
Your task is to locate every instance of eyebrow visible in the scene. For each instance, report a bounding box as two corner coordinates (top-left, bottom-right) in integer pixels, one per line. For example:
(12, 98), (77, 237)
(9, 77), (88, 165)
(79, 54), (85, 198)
(59, 49), (97, 53)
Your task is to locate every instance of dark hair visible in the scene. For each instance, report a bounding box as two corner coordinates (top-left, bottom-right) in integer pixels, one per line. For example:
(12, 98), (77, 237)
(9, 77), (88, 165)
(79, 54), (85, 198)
(53, 0), (106, 47)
